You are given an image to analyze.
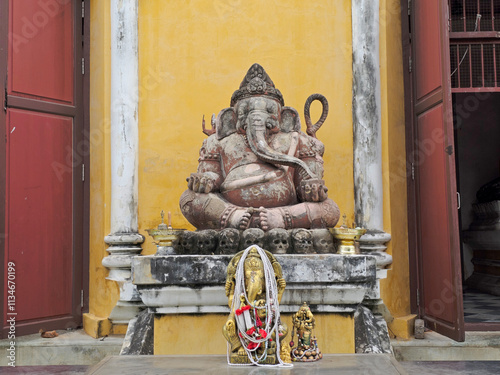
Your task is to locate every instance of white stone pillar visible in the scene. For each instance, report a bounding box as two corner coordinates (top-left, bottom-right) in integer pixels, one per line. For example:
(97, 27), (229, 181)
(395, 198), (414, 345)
(102, 0), (144, 324)
(352, 0), (392, 277)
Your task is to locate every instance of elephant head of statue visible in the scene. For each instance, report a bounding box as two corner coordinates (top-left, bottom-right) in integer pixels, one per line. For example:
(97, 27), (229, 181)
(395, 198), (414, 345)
(225, 247), (286, 308)
(215, 63), (317, 181)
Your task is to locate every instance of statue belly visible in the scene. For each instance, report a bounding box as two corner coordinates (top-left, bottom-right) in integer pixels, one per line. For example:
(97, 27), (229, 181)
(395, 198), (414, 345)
(221, 164), (298, 208)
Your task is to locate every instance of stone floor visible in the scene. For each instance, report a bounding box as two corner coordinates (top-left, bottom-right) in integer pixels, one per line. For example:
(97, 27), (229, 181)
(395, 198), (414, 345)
(1, 365), (88, 374)
(2, 358), (500, 374)
(400, 361), (500, 374)
(463, 287), (500, 323)
(86, 354), (406, 374)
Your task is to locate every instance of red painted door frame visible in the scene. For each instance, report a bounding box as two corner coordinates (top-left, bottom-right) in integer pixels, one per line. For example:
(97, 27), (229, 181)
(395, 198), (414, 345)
(0, 0), (89, 338)
(403, 0), (464, 341)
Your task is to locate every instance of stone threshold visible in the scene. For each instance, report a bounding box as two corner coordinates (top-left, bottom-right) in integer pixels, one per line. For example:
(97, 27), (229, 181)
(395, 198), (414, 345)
(392, 331), (500, 361)
(0, 330), (123, 366)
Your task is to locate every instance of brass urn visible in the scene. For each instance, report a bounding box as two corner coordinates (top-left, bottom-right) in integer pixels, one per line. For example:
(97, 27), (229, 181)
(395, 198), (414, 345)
(330, 215), (366, 255)
(146, 211), (185, 256)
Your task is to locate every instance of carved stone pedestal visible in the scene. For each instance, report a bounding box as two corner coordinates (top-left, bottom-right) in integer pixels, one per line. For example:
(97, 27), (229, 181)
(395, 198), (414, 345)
(103, 233), (145, 323)
(122, 254), (391, 355)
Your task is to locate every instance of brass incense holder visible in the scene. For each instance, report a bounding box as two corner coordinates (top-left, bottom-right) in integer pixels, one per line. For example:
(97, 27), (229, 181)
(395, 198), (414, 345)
(329, 214), (366, 255)
(146, 211), (185, 256)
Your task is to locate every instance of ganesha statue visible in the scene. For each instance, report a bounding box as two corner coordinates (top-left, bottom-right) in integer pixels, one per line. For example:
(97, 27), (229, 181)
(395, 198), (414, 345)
(180, 64), (340, 231)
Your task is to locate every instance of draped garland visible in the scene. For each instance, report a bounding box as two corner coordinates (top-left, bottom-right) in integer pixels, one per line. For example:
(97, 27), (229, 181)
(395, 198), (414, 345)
(227, 245), (292, 367)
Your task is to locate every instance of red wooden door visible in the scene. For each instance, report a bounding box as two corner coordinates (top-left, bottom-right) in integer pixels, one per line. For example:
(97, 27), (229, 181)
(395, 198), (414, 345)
(411, 0), (464, 341)
(0, 0), (84, 337)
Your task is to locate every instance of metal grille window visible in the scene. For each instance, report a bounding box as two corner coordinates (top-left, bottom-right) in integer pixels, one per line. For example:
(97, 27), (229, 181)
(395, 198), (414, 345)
(449, 0), (500, 91)
(450, 0), (500, 32)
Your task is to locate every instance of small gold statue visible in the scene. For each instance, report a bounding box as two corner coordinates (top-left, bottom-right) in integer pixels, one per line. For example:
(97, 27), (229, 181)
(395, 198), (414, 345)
(290, 302), (322, 362)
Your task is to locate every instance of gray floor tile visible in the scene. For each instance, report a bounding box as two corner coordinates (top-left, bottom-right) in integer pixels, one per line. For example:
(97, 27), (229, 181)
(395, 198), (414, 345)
(400, 361), (500, 375)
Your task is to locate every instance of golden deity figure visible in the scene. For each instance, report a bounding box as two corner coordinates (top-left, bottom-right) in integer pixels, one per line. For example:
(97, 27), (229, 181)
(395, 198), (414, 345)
(290, 302), (322, 362)
(222, 246), (291, 365)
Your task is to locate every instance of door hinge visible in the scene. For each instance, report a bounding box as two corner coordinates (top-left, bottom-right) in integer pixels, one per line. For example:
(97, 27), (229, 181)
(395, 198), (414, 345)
(81, 290), (84, 308)
(445, 145), (453, 155)
(82, 1), (85, 18)
(408, 0), (411, 16)
(416, 289), (420, 306)
(457, 191), (461, 210)
(82, 164), (85, 182)
(411, 162), (415, 180)
(81, 58), (85, 75)
(409, 56), (412, 73)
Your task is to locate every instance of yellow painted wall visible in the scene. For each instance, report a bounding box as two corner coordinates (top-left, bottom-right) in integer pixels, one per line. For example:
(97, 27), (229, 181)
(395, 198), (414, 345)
(154, 313), (354, 355)
(86, 0), (118, 331)
(379, 0), (412, 333)
(137, 0), (354, 255)
(86, 0), (411, 339)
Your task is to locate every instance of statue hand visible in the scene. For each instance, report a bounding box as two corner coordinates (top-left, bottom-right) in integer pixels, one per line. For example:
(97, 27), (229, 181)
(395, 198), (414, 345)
(187, 172), (218, 193)
(299, 179), (328, 202)
(225, 280), (234, 298)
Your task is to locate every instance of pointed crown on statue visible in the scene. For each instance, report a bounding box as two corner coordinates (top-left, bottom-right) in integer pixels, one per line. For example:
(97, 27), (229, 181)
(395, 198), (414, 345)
(230, 63), (284, 107)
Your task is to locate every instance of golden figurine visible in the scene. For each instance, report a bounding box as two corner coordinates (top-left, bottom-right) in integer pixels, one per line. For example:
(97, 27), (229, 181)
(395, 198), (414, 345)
(290, 302), (322, 362)
(222, 246), (290, 365)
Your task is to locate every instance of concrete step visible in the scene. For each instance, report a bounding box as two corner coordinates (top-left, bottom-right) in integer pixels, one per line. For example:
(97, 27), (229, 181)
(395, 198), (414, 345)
(0, 330), (123, 366)
(87, 354), (407, 375)
(392, 331), (500, 361)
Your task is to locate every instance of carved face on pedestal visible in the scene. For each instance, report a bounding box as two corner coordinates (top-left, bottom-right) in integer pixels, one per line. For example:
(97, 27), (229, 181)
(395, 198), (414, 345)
(311, 229), (334, 254)
(195, 230), (218, 254)
(179, 231), (196, 254)
(266, 228), (290, 254)
(217, 228), (240, 255)
(291, 229), (313, 254)
(240, 228), (265, 250)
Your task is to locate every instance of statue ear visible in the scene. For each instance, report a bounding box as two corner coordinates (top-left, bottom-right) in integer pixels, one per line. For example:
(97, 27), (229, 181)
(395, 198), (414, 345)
(281, 106), (301, 133)
(217, 108), (237, 140)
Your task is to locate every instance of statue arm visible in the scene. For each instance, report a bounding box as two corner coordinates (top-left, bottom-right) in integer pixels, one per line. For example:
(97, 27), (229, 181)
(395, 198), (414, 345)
(271, 257), (286, 302)
(294, 134), (328, 202)
(187, 136), (223, 193)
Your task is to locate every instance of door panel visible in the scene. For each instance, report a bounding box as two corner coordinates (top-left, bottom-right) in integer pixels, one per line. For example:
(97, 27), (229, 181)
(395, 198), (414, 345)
(417, 105), (455, 324)
(412, 0), (464, 340)
(1, 0), (83, 337)
(7, 109), (73, 321)
(415, 0), (443, 99)
(8, 0), (74, 104)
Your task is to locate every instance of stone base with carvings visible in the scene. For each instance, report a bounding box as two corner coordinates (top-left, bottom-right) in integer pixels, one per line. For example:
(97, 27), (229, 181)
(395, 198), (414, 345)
(120, 253), (391, 355)
(132, 254), (378, 313)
